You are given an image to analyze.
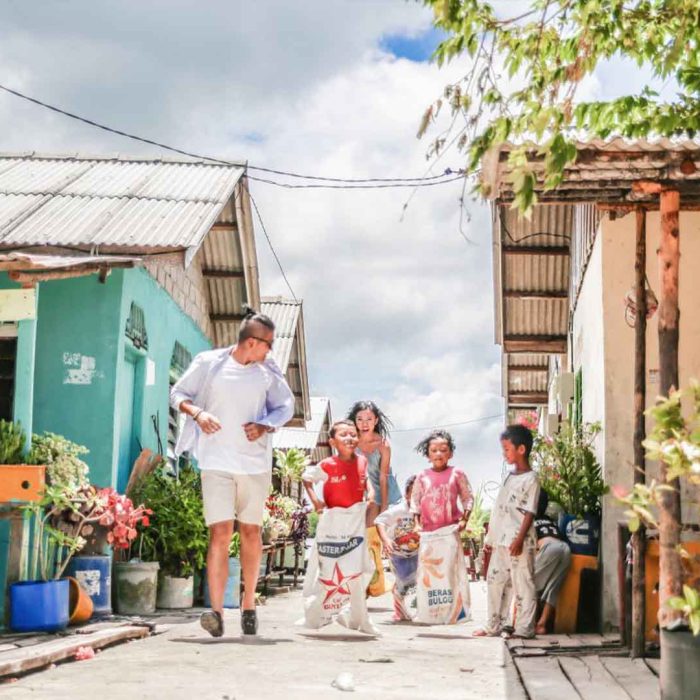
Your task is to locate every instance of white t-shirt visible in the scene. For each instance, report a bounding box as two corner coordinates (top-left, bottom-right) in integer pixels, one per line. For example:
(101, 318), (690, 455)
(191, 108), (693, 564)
(485, 471), (540, 547)
(197, 357), (277, 475)
(374, 500), (420, 555)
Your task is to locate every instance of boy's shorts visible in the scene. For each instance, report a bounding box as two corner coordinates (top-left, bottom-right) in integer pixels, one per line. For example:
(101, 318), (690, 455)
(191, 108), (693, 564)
(200, 470), (271, 526)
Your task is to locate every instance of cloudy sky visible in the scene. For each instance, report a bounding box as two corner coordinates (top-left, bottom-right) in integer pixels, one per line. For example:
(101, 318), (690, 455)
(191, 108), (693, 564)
(1, 1), (654, 499)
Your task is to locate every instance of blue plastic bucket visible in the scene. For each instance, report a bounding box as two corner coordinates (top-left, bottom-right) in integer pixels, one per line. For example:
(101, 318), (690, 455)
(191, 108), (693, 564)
(10, 579), (69, 632)
(66, 554), (112, 617)
(203, 557), (241, 609)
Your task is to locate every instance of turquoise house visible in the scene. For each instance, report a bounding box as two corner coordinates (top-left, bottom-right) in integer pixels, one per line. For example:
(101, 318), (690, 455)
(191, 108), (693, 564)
(0, 152), (263, 490)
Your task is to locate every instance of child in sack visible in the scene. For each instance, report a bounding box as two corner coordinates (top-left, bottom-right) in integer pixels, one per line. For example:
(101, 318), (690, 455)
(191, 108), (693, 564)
(301, 420), (378, 634)
(375, 475), (420, 621)
(474, 424), (540, 639)
(411, 430), (474, 624)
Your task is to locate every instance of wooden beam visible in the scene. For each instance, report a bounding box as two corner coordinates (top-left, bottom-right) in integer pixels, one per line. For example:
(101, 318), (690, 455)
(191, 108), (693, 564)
(202, 268), (245, 279)
(504, 290), (568, 299)
(631, 207), (647, 659)
(508, 364), (549, 372)
(210, 313), (246, 322)
(210, 222), (238, 231)
(504, 336), (567, 353)
(502, 245), (569, 256)
(508, 392), (549, 405)
(657, 188), (683, 629)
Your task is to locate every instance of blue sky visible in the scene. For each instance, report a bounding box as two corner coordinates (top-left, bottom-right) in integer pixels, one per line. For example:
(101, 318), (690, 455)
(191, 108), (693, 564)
(380, 27), (445, 62)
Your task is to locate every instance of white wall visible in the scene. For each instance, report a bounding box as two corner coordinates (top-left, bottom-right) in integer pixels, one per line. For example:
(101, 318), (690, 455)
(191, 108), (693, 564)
(573, 209), (700, 630)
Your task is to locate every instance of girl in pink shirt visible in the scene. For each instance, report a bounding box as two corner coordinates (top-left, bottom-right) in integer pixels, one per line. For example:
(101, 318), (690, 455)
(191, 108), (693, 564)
(410, 430), (474, 532)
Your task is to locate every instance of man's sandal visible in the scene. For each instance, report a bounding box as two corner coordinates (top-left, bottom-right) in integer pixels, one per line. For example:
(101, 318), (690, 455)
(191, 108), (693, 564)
(200, 610), (224, 638)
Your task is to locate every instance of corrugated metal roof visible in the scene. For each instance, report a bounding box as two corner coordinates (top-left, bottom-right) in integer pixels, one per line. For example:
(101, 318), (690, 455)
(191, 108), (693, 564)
(482, 138), (700, 205)
(261, 297), (302, 372)
(493, 203), (572, 409)
(273, 397), (331, 451)
(0, 153), (244, 250)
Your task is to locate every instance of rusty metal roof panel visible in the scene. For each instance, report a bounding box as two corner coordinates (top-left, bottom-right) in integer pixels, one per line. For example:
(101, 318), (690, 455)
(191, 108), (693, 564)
(501, 205), (574, 249)
(508, 353), (549, 368)
(504, 254), (569, 293)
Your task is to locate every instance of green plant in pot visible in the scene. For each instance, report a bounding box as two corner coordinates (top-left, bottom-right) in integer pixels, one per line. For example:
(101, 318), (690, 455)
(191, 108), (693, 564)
(615, 382), (700, 698)
(12, 483), (124, 631)
(273, 448), (309, 496)
(129, 461), (208, 609)
(531, 421), (608, 556)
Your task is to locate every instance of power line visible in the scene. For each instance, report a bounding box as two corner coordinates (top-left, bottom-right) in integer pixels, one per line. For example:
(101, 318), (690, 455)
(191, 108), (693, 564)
(392, 413), (504, 433)
(0, 82), (464, 187)
(248, 174), (465, 190)
(242, 182), (298, 302)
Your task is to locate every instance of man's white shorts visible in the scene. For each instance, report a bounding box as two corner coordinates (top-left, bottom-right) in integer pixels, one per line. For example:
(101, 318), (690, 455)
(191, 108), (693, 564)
(200, 470), (271, 526)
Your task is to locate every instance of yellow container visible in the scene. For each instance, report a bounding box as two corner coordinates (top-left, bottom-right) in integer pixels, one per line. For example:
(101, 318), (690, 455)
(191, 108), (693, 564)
(0, 465), (46, 503)
(554, 553), (598, 633)
(644, 539), (700, 642)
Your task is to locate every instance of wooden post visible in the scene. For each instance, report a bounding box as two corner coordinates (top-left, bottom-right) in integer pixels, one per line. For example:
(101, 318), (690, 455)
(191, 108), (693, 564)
(631, 208), (647, 658)
(657, 190), (683, 628)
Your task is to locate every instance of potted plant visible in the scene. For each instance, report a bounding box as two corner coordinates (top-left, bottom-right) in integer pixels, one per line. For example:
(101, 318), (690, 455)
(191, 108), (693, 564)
(11, 483), (106, 631)
(531, 422), (608, 556)
(0, 420), (46, 504)
(130, 462), (208, 609)
(616, 382), (700, 698)
(95, 488), (156, 616)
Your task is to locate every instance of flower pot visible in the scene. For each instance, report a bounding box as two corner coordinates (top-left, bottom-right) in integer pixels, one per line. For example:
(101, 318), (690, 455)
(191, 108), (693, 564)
(66, 554), (112, 618)
(67, 576), (94, 624)
(203, 557), (241, 609)
(559, 513), (600, 556)
(114, 561), (159, 615)
(660, 628), (700, 700)
(9, 579), (69, 632)
(157, 574), (194, 609)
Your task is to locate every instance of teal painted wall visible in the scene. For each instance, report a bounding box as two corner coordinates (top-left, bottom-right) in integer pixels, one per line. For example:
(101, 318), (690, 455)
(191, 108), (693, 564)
(29, 266), (210, 489)
(32, 272), (124, 487)
(113, 268), (210, 488)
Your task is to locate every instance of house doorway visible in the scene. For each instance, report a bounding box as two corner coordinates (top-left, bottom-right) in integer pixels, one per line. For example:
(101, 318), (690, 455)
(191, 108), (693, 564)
(116, 352), (138, 493)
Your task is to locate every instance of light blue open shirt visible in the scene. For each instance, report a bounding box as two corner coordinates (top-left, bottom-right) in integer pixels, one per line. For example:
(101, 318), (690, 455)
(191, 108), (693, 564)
(170, 346), (295, 467)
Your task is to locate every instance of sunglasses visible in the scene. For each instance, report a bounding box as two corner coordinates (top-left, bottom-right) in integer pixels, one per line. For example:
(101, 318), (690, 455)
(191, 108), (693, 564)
(251, 335), (274, 350)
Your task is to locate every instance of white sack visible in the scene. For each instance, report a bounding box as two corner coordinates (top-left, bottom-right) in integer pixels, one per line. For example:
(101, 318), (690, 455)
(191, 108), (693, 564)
(302, 502), (379, 635)
(415, 524), (471, 625)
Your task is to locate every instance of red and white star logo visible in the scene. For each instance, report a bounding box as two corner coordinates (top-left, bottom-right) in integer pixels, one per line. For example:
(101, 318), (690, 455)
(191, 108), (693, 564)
(319, 563), (361, 604)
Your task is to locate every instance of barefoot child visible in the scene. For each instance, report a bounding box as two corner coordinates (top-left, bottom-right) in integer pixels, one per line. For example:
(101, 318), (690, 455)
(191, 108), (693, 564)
(375, 475), (420, 621)
(411, 430), (473, 624)
(301, 420), (378, 634)
(474, 425), (540, 639)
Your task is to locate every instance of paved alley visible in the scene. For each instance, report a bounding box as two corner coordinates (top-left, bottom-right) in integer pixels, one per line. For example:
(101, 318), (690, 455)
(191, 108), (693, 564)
(2, 582), (524, 700)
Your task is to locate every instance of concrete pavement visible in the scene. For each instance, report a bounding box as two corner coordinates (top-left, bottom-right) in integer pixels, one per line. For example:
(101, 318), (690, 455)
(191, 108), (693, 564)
(2, 582), (525, 700)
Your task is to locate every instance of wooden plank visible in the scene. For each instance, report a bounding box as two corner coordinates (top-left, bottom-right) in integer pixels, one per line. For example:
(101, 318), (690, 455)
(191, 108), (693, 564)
(645, 658), (660, 676)
(0, 625), (148, 677)
(502, 245), (570, 256)
(600, 657), (660, 700)
(503, 290), (568, 299)
(558, 656), (630, 700)
(504, 337), (567, 354)
(575, 633), (604, 647)
(515, 657), (575, 700)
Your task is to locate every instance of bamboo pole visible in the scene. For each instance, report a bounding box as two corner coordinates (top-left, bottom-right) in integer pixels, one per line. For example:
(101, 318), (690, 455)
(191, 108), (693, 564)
(631, 207), (647, 658)
(657, 190), (683, 628)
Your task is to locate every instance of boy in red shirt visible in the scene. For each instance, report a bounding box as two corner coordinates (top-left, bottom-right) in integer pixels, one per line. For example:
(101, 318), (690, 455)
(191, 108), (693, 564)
(303, 420), (375, 510)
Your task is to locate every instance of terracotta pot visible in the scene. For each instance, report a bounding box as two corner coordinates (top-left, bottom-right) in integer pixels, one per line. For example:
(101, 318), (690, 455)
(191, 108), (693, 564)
(67, 576), (94, 624)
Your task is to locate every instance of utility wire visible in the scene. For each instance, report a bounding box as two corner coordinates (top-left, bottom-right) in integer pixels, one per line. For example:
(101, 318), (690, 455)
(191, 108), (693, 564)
(392, 412), (504, 433)
(242, 182), (298, 302)
(0, 82), (464, 187)
(248, 174), (465, 190)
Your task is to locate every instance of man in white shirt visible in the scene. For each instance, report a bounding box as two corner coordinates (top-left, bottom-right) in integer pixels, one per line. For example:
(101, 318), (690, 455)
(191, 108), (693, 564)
(171, 310), (294, 636)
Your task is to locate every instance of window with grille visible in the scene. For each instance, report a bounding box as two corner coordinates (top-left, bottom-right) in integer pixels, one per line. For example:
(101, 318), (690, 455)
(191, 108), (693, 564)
(168, 342), (192, 469)
(125, 303), (149, 350)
